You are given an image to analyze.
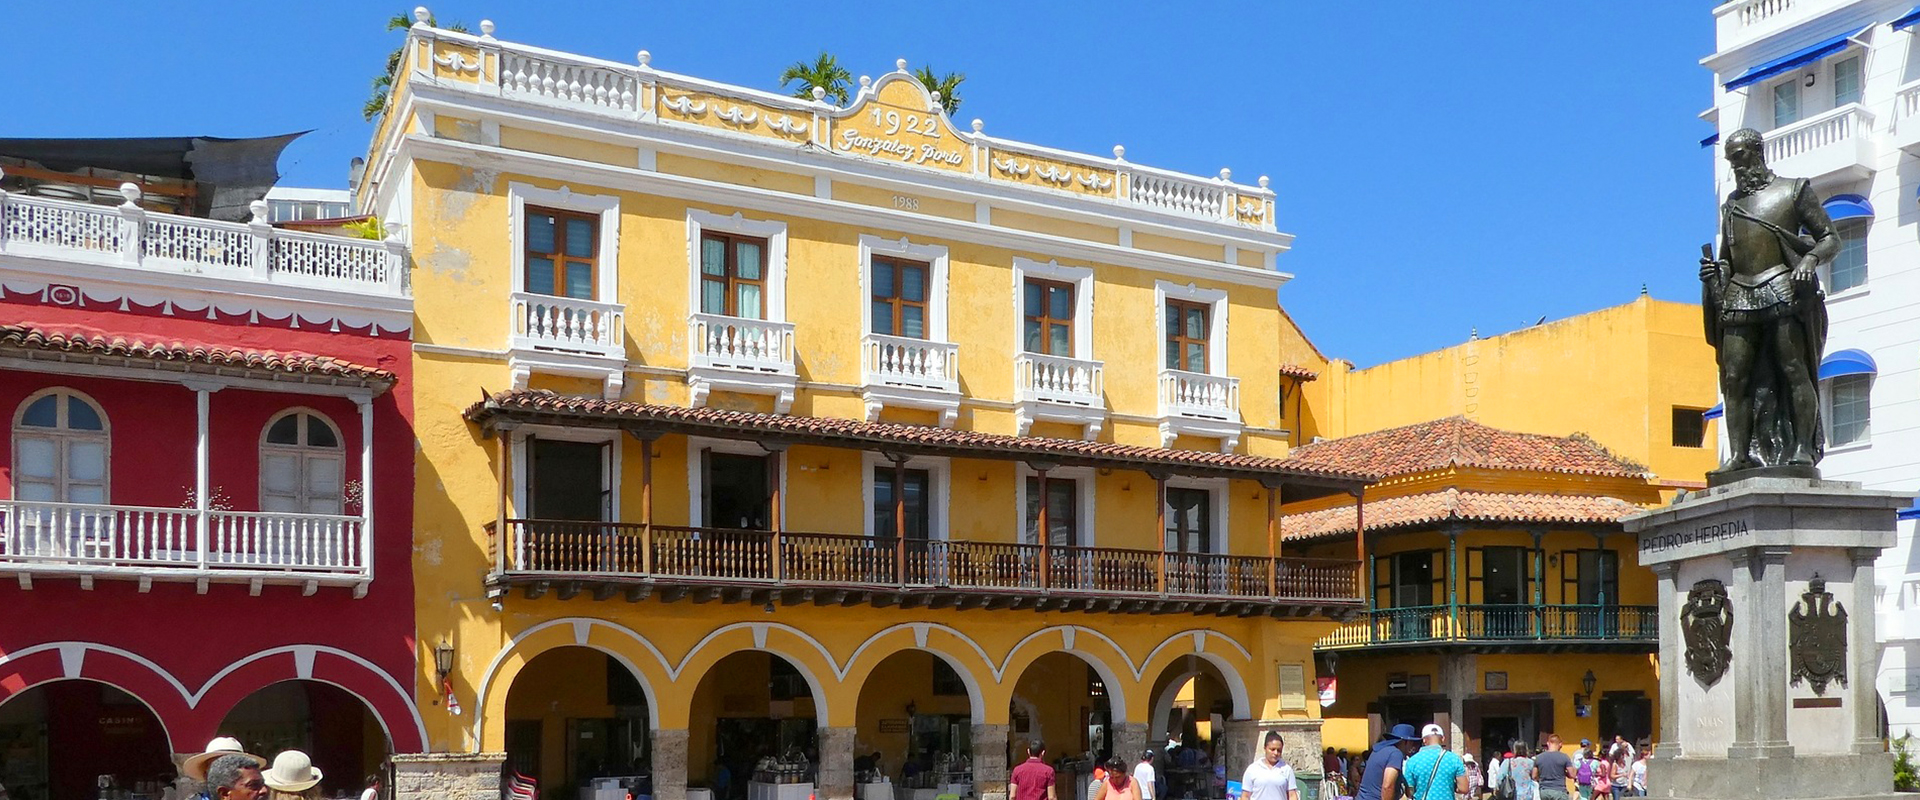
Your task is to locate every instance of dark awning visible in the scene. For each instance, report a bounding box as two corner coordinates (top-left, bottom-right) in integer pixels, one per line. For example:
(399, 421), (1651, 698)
(0, 133), (307, 221)
(1724, 27), (1869, 90)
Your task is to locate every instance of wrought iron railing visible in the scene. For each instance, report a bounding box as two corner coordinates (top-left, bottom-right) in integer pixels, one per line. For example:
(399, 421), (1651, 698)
(1317, 603), (1659, 648)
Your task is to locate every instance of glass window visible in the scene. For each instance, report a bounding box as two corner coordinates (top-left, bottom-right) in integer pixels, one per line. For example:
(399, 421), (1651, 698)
(1833, 56), (1862, 106)
(1165, 299), (1210, 372)
(1672, 407), (1707, 448)
(1022, 279), (1075, 357)
(11, 389), (109, 504)
(260, 411), (344, 515)
(871, 256), (929, 339)
(1023, 476), (1078, 547)
(873, 466), (932, 540)
(699, 232), (769, 319)
(1828, 373), (1871, 446)
(1829, 222), (1867, 293)
(524, 206), (598, 300)
(1163, 486), (1212, 553)
(1773, 80), (1800, 129)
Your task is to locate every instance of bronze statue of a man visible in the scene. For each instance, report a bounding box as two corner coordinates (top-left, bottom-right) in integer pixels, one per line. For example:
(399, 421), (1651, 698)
(1700, 128), (1832, 477)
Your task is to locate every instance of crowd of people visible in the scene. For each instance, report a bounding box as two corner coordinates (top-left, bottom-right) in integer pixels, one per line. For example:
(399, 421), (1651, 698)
(1006, 730), (1307, 800)
(1320, 728), (1649, 800)
(178, 737), (377, 800)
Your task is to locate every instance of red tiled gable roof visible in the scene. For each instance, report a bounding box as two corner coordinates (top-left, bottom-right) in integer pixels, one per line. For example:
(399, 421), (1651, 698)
(0, 324), (395, 388)
(1281, 488), (1644, 540)
(1286, 416), (1647, 479)
(1279, 364), (1319, 381)
(466, 389), (1373, 486)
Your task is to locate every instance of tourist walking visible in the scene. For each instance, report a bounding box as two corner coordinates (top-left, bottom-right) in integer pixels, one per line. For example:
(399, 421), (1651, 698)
(263, 750), (324, 800)
(1589, 752), (1613, 800)
(1134, 750), (1158, 800)
(1607, 751), (1628, 800)
(1627, 753), (1647, 799)
(1402, 725), (1467, 800)
(1532, 736), (1573, 800)
(359, 774), (381, 800)
(1240, 732), (1299, 800)
(1461, 754), (1482, 800)
(1486, 751), (1504, 799)
(1096, 756), (1143, 800)
(1356, 724), (1419, 800)
(204, 755), (268, 800)
(1011, 741), (1058, 800)
(1503, 746), (1536, 800)
(1571, 741), (1594, 800)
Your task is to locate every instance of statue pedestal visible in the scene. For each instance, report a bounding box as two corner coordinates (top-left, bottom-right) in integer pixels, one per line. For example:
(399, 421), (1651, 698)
(1623, 476), (1909, 800)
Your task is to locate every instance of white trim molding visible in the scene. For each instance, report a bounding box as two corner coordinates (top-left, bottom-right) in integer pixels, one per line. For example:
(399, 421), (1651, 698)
(1154, 280), (1242, 451)
(1010, 257), (1105, 439)
(685, 209), (797, 413)
(1013, 465), (1099, 546)
(685, 436), (787, 528)
(858, 235), (960, 426)
(505, 182), (628, 399)
(1162, 475), (1231, 556)
(858, 452), (952, 541)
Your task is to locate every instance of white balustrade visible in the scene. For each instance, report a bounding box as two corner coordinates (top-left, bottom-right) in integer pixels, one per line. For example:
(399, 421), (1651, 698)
(0, 192), (407, 296)
(1737, 0), (1792, 27)
(1899, 82), (1920, 121)
(0, 500), (367, 577)
(689, 313), (796, 375)
(862, 333), (959, 393)
(206, 510), (365, 572)
(1159, 369), (1241, 421)
(1714, 0), (1804, 48)
(511, 292), (626, 359)
(1015, 352), (1104, 408)
(501, 50), (641, 113)
(1127, 170), (1225, 218)
(1765, 105), (1871, 163)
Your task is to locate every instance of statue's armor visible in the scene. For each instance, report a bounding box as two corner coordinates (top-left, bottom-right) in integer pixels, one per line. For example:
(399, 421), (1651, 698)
(1721, 178), (1807, 327)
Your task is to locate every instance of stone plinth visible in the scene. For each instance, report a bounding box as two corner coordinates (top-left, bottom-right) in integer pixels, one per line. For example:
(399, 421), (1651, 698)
(655, 728), (691, 800)
(973, 723), (1011, 800)
(1624, 476), (1909, 800)
(391, 752), (504, 800)
(1220, 719), (1323, 781)
(819, 726), (857, 800)
(1112, 722), (1149, 765)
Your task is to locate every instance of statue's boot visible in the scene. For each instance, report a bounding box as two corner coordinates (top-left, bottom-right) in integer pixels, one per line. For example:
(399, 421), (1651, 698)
(1708, 456), (1759, 476)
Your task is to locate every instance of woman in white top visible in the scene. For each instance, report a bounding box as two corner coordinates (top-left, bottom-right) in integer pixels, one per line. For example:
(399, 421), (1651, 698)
(1239, 732), (1299, 800)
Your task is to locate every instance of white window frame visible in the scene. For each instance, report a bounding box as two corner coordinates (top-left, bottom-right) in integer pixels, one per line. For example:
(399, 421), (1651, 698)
(1154, 281), (1230, 378)
(1161, 476), (1230, 555)
(10, 387), (110, 504)
(684, 436), (785, 528)
(1832, 54), (1863, 107)
(860, 453), (951, 540)
(508, 182), (622, 301)
(1822, 373), (1872, 449)
(259, 407), (347, 515)
(688, 209), (789, 322)
(511, 426), (622, 522)
(1770, 77), (1801, 130)
(1011, 257), (1095, 361)
(1823, 218), (1869, 296)
(858, 235), (950, 341)
(1014, 464), (1098, 546)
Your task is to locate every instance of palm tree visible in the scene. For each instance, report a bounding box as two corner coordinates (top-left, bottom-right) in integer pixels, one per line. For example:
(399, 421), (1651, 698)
(365, 11), (466, 121)
(913, 66), (965, 115)
(779, 52), (852, 104)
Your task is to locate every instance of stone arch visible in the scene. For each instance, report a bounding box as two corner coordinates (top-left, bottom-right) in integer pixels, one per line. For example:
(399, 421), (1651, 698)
(473, 618), (672, 750)
(994, 626), (1134, 722)
(840, 624), (994, 725)
(673, 622), (841, 727)
(1136, 632), (1255, 730)
(195, 646), (426, 752)
(0, 643), (194, 741)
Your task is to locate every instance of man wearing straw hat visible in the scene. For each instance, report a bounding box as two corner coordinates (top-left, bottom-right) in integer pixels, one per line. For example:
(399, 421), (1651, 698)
(182, 738), (266, 800)
(263, 750), (325, 798)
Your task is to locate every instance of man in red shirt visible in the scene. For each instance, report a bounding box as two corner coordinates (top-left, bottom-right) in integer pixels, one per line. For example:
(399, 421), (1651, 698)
(1010, 741), (1057, 800)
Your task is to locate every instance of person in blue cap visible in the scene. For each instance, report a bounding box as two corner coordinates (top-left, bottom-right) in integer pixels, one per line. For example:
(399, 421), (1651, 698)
(1356, 724), (1421, 800)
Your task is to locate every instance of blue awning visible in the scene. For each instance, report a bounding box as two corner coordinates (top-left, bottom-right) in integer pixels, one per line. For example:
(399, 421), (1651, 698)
(1701, 133), (1721, 149)
(1900, 499), (1920, 521)
(1819, 348), (1878, 380)
(1704, 403), (1725, 421)
(1895, 6), (1920, 31)
(1725, 27), (1869, 89)
(1824, 194), (1874, 221)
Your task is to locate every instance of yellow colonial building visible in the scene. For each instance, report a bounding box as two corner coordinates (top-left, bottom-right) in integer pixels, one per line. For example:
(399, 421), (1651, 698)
(361, 13), (1373, 800)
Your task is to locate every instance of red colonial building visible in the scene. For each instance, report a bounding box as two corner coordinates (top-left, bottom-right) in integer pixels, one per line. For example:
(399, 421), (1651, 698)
(0, 139), (419, 800)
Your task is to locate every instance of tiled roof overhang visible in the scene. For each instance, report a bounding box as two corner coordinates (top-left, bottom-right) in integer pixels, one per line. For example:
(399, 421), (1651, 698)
(0, 324), (395, 393)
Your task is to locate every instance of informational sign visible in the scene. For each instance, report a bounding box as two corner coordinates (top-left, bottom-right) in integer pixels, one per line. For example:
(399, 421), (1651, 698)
(879, 718), (911, 733)
(1317, 677), (1337, 708)
(1278, 663), (1307, 711)
(1386, 679), (1409, 692)
(1641, 516), (1751, 554)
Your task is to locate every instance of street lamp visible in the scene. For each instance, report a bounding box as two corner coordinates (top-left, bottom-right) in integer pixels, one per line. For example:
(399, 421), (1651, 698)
(434, 640), (457, 682)
(1581, 670), (1597, 697)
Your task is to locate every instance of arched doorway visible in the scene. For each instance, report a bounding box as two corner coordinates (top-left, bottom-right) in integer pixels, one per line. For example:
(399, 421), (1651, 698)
(504, 647), (654, 800)
(1007, 652), (1115, 799)
(0, 680), (173, 800)
(219, 680), (392, 797)
(689, 651), (820, 800)
(1146, 656), (1237, 800)
(853, 650), (981, 792)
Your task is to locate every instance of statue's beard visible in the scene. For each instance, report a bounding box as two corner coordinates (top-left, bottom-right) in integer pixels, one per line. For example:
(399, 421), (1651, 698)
(1735, 165), (1775, 194)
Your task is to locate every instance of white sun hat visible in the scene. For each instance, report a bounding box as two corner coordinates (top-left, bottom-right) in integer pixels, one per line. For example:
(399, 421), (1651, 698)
(263, 750), (324, 793)
(182, 737), (266, 782)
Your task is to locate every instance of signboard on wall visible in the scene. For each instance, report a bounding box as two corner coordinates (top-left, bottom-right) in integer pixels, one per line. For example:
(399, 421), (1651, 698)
(1317, 677), (1337, 708)
(1278, 663), (1307, 711)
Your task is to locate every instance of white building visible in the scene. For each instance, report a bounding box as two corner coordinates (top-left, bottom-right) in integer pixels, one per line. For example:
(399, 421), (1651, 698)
(1705, 0), (1920, 739)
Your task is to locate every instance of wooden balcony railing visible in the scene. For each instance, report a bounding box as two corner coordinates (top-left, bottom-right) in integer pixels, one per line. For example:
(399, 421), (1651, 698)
(490, 518), (1360, 604)
(1317, 603), (1659, 649)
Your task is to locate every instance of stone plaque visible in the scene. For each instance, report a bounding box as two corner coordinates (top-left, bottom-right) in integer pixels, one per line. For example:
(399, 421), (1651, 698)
(1683, 579), (1734, 686)
(1278, 663), (1307, 710)
(1789, 576), (1848, 696)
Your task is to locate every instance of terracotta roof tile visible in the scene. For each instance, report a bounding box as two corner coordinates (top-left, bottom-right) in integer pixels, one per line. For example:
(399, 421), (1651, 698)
(1286, 416), (1646, 479)
(0, 324), (395, 388)
(1281, 489), (1644, 540)
(1279, 364), (1319, 381)
(466, 389), (1373, 485)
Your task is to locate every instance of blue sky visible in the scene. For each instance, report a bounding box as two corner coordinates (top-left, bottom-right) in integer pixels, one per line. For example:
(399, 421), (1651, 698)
(2, 2), (1715, 367)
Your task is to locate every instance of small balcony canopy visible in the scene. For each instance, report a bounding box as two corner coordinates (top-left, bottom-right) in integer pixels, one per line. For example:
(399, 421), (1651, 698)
(1724, 27), (1869, 90)
(1823, 194), (1874, 222)
(1895, 7), (1920, 31)
(1704, 403), (1724, 421)
(1819, 348), (1877, 381)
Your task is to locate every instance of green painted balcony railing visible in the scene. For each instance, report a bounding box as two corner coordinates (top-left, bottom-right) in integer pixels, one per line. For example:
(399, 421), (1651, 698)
(1315, 603), (1658, 649)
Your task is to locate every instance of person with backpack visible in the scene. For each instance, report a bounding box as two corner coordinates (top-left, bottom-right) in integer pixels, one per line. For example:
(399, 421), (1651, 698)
(1572, 742), (1594, 800)
(1502, 746), (1536, 800)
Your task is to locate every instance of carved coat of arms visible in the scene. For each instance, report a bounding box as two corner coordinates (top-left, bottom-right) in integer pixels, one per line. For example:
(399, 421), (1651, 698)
(1789, 576), (1848, 695)
(1683, 579), (1734, 686)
